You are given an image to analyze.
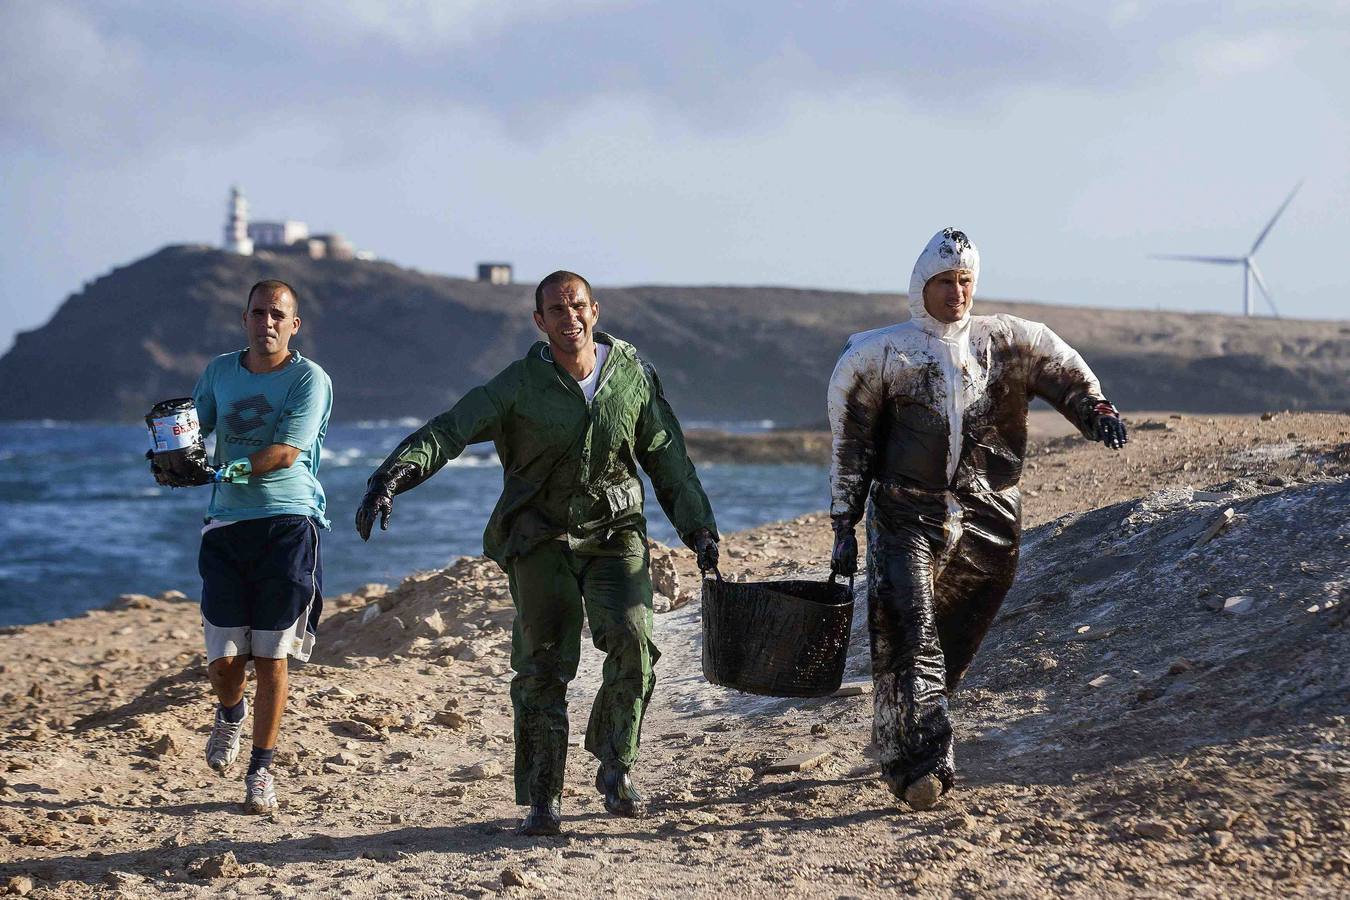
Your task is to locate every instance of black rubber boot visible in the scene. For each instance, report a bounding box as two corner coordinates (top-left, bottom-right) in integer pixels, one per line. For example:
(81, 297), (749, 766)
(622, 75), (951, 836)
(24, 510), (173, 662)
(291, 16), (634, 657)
(518, 796), (562, 836)
(595, 764), (645, 819)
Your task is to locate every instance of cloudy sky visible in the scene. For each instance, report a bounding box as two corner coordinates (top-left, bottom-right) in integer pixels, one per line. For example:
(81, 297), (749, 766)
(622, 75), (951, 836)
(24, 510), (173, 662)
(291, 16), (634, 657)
(2, 1), (1347, 352)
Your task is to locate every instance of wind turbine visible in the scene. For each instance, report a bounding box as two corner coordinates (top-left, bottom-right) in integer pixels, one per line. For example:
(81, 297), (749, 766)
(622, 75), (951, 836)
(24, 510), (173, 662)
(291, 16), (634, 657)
(1152, 181), (1302, 317)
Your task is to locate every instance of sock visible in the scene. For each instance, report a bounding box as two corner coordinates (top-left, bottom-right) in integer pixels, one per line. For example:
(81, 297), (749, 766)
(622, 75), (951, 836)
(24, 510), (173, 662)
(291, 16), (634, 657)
(248, 747), (275, 776)
(219, 699), (246, 723)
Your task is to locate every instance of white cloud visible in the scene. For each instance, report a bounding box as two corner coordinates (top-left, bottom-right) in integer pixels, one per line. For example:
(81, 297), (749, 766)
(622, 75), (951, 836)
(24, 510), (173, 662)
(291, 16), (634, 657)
(280, 0), (633, 51)
(0, 1), (144, 150)
(1193, 31), (1304, 76)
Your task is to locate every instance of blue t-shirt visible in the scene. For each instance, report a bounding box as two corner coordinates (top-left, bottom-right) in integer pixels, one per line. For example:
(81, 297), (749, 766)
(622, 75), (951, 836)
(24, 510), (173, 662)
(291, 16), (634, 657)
(193, 350), (333, 528)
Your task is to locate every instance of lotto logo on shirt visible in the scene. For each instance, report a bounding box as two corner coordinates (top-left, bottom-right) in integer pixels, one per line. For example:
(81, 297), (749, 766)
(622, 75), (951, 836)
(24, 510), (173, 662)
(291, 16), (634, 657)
(223, 395), (275, 434)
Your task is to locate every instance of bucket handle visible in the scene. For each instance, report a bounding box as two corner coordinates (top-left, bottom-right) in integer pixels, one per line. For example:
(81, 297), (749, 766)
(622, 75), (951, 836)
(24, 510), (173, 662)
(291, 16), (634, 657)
(701, 564), (724, 584)
(829, 568), (855, 595)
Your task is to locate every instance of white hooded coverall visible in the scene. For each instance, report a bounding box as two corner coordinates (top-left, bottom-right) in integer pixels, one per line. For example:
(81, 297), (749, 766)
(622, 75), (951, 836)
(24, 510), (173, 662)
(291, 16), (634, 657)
(827, 228), (1119, 794)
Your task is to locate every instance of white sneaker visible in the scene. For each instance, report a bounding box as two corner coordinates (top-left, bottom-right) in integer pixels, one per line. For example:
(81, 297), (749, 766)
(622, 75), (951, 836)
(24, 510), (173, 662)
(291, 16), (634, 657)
(205, 699), (248, 773)
(243, 767), (277, 814)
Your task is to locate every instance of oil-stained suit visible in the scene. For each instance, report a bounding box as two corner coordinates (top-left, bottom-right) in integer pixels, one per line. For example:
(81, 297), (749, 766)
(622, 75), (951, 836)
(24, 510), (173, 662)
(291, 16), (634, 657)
(827, 229), (1125, 801)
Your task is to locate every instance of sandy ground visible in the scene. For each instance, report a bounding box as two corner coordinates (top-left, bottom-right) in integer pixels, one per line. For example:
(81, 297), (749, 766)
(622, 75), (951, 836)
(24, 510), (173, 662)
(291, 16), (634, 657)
(1, 412), (1347, 898)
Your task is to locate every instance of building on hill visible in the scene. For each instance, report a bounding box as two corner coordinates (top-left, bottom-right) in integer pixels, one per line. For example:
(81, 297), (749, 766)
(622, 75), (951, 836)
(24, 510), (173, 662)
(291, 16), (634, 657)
(477, 262), (513, 285)
(312, 233), (355, 261)
(223, 186), (253, 256)
(249, 220), (309, 248)
(220, 186), (369, 261)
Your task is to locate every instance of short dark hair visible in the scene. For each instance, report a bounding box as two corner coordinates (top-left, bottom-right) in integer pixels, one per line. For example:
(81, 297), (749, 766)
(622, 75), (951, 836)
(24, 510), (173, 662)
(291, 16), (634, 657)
(246, 279), (299, 316)
(534, 270), (592, 313)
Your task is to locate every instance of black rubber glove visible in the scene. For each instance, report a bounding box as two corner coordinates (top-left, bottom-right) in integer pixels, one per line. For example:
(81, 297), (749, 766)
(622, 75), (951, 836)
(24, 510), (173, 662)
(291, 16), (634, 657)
(692, 528), (719, 573)
(146, 449), (216, 488)
(1096, 415), (1127, 450)
(831, 515), (858, 577)
(356, 461), (424, 541)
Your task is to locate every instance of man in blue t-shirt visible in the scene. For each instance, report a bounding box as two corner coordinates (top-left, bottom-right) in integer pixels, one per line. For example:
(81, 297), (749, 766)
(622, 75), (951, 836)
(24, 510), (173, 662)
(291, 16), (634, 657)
(152, 278), (332, 814)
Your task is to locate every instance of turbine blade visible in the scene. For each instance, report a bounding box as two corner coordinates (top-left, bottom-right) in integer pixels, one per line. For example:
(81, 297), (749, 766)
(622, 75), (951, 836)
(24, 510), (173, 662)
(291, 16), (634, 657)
(1150, 254), (1243, 265)
(1250, 180), (1303, 255)
(1248, 260), (1280, 317)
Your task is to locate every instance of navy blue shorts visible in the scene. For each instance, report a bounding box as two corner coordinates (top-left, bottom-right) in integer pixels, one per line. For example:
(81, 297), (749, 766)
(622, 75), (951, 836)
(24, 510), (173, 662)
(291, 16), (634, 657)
(198, 514), (323, 663)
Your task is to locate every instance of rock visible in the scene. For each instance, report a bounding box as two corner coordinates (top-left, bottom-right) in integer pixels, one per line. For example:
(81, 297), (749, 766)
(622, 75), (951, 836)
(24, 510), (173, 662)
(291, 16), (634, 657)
(726, 766), (755, 782)
(337, 719), (382, 739)
(651, 592), (673, 614)
(1204, 809), (1240, 831)
(90, 673), (107, 690)
(149, 733), (179, 758)
(76, 811), (109, 826)
(160, 590), (188, 601)
(766, 751), (830, 774)
(1166, 658), (1194, 675)
(325, 751), (359, 767)
(21, 825), (62, 846)
(1134, 820), (1174, 840)
(190, 851), (243, 879)
(103, 871), (141, 889)
(649, 544), (681, 601)
(354, 583), (389, 599)
(1221, 596), (1255, 616)
(324, 686), (356, 699)
(21, 723), (51, 743)
(6, 876), (34, 897)
(432, 710), (470, 729)
(419, 610), (446, 636)
(831, 681), (873, 697)
(1135, 686), (1165, 703)
(1260, 411), (1277, 421)
(467, 760), (502, 780)
(501, 867), (540, 889)
(360, 605), (381, 625)
(1210, 830), (1234, 849)
(1087, 674), (1113, 689)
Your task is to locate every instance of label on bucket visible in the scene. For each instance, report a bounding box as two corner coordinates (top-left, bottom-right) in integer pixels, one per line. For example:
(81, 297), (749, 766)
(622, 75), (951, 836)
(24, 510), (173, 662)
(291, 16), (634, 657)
(149, 409), (200, 452)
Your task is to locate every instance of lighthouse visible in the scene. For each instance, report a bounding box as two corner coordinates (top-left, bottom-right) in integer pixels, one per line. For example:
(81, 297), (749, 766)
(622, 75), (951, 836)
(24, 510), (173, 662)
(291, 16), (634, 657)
(223, 186), (254, 255)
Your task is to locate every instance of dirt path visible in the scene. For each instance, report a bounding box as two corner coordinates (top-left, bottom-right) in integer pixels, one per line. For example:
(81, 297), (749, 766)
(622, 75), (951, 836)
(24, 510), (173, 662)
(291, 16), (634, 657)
(1, 413), (1346, 898)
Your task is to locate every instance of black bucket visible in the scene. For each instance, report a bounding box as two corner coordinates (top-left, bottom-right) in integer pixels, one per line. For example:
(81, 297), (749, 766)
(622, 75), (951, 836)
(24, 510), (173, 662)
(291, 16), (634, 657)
(701, 573), (854, 698)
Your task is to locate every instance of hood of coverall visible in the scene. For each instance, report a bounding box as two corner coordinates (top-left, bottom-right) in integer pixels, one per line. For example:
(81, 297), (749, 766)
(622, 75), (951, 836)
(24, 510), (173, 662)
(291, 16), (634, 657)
(908, 228), (980, 340)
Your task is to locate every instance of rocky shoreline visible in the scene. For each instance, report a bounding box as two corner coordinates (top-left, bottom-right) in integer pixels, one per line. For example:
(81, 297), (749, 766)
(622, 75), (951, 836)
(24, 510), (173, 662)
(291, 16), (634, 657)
(1, 413), (1347, 898)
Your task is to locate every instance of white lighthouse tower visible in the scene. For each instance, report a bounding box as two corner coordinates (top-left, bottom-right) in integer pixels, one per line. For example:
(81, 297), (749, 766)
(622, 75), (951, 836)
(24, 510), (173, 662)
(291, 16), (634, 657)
(223, 185), (254, 255)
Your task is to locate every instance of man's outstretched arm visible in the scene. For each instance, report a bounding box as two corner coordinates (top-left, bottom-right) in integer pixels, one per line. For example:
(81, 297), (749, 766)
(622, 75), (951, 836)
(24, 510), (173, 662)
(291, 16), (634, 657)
(356, 385), (506, 541)
(1023, 322), (1128, 451)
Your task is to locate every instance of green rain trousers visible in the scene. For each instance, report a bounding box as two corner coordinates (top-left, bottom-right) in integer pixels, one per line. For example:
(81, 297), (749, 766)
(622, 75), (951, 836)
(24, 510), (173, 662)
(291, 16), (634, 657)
(507, 540), (658, 805)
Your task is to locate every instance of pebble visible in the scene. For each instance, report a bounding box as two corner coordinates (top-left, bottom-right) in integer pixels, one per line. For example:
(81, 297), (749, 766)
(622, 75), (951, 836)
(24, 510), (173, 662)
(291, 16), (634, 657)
(1210, 830), (1234, 849)
(326, 751), (359, 767)
(1087, 674), (1113, 689)
(1166, 658), (1194, 675)
(6, 876), (33, 897)
(501, 867), (540, 888)
(1133, 820), (1174, 840)
(1221, 596), (1255, 616)
(432, 710), (470, 729)
(468, 760), (503, 779)
(190, 851), (243, 879)
(149, 733), (179, 758)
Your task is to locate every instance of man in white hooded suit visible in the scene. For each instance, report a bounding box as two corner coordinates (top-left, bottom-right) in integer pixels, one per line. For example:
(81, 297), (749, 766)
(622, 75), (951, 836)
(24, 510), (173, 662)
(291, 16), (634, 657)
(827, 228), (1128, 810)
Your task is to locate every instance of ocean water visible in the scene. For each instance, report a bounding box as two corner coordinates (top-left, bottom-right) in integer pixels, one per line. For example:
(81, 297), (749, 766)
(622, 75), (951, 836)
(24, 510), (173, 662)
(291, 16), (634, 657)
(0, 423), (828, 626)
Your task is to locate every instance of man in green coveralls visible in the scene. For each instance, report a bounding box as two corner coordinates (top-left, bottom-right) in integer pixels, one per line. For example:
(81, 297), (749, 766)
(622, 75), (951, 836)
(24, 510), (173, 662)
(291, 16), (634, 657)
(356, 270), (719, 835)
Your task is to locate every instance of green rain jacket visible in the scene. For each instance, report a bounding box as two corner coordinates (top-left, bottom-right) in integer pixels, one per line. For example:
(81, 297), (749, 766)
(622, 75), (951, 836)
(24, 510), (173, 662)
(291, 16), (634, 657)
(380, 333), (718, 566)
